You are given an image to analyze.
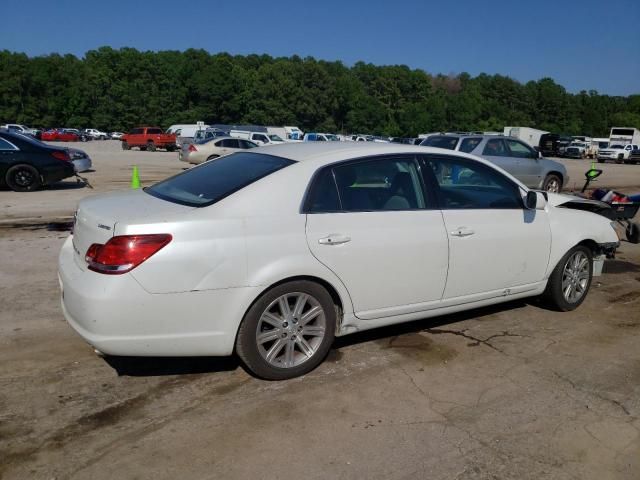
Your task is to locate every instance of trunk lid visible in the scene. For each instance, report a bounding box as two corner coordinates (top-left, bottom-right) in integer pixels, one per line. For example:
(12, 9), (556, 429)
(72, 189), (194, 270)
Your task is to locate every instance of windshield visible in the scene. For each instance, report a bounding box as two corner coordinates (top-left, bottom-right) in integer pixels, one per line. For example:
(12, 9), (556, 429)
(325, 134), (340, 141)
(268, 134), (284, 142)
(146, 152), (295, 207)
(610, 145), (623, 149)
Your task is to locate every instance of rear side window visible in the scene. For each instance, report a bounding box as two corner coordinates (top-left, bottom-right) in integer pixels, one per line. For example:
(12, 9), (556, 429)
(306, 157), (427, 212)
(305, 169), (340, 212)
(459, 137), (482, 153)
(0, 137), (18, 150)
(482, 139), (509, 157)
(146, 152), (295, 207)
(424, 136), (459, 150)
(131, 128), (144, 134)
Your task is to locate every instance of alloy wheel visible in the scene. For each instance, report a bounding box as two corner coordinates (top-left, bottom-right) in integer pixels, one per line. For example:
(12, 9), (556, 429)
(13, 168), (35, 187)
(256, 292), (326, 368)
(561, 251), (590, 303)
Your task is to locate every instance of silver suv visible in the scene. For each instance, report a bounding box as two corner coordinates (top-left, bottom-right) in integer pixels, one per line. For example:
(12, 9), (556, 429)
(421, 135), (568, 192)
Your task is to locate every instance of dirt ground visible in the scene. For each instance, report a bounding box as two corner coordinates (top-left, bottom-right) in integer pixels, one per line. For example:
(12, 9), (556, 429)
(1, 140), (640, 480)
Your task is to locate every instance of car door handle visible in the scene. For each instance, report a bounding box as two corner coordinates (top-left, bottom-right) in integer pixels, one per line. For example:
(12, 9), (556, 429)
(318, 235), (351, 245)
(450, 228), (475, 237)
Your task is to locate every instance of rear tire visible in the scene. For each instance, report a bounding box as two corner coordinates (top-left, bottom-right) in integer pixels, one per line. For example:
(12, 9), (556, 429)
(5, 164), (42, 192)
(236, 280), (336, 380)
(543, 245), (592, 311)
(146, 142), (156, 152)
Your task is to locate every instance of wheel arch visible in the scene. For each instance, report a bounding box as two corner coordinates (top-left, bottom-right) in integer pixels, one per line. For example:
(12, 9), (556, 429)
(234, 274), (348, 349)
(546, 170), (564, 187)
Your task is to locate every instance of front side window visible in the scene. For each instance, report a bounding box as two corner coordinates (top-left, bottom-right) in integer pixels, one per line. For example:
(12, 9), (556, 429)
(306, 157), (427, 212)
(506, 139), (535, 158)
(146, 152), (294, 207)
(254, 134), (268, 143)
(426, 155), (522, 209)
(482, 138), (509, 157)
(147, 128), (162, 134)
(240, 140), (257, 149)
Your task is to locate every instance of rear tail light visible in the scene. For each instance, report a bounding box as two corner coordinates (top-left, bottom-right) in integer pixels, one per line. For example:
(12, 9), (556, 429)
(51, 151), (71, 161)
(85, 234), (172, 274)
(188, 144), (198, 152)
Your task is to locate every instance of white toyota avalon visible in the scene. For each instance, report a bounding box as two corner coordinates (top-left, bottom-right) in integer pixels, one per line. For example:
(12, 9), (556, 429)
(59, 143), (619, 379)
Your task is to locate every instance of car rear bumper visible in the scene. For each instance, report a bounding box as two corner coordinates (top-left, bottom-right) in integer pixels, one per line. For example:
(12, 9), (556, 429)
(58, 237), (257, 357)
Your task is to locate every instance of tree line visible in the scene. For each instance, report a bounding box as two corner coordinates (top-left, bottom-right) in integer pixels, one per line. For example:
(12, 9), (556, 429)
(1, 47), (639, 137)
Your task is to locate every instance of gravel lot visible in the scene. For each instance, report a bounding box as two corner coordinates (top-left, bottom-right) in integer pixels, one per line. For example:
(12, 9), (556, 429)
(1, 140), (639, 479)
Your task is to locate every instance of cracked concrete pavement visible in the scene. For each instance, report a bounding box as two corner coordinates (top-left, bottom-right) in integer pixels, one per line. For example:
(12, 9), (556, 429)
(1, 141), (639, 479)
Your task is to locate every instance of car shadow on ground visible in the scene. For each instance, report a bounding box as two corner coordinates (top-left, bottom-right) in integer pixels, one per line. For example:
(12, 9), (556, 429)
(603, 259), (640, 274)
(44, 180), (90, 190)
(103, 355), (240, 377)
(333, 299), (529, 350)
(102, 299), (529, 378)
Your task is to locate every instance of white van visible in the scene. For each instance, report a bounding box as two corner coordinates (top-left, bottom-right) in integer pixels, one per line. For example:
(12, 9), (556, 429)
(267, 126), (304, 142)
(230, 130), (285, 146)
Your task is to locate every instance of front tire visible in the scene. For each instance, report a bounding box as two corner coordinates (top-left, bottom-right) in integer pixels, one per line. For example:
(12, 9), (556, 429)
(543, 174), (562, 193)
(543, 245), (593, 311)
(626, 223), (640, 244)
(236, 281), (336, 380)
(121, 142), (130, 150)
(5, 164), (42, 192)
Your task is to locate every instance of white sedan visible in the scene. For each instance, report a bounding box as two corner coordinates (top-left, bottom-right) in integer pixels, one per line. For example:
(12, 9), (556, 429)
(59, 143), (619, 379)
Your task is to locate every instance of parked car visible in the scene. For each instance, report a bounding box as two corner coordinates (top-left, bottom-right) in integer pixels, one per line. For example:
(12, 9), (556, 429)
(0, 129), (80, 191)
(41, 129), (80, 142)
(421, 134), (568, 192)
(598, 144), (639, 164)
(230, 130), (285, 146)
(66, 129), (91, 142)
(304, 133), (341, 142)
(192, 128), (229, 144)
(83, 128), (109, 140)
(564, 142), (588, 159)
(121, 127), (177, 152)
(179, 136), (258, 164)
(109, 132), (124, 140)
(1, 124), (37, 136)
(58, 143), (618, 379)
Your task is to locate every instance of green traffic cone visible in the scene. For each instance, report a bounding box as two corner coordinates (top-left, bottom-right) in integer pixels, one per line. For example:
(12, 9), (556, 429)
(131, 165), (141, 189)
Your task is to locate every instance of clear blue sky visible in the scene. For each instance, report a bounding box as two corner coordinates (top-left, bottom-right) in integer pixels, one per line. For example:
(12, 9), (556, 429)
(2, 0), (638, 95)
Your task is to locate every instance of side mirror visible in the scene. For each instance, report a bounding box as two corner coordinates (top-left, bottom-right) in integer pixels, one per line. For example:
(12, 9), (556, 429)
(525, 191), (547, 210)
(525, 191), (537, 209)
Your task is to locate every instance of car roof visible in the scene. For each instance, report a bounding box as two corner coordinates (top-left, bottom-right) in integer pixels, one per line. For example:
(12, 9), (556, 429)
(252, 143), (528, 190)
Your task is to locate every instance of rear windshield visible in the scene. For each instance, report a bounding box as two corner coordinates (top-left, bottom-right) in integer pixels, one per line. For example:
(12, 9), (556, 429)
(424, 136), (460, 150)
(146, 152), (295, 207)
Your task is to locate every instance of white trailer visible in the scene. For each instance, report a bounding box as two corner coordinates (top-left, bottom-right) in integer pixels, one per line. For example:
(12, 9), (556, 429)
(504, 126), (549, 149)
(609, 127), (640, 146)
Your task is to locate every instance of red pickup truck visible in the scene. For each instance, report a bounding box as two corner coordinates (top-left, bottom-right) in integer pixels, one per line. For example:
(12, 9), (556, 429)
(121, 127), (177, 152)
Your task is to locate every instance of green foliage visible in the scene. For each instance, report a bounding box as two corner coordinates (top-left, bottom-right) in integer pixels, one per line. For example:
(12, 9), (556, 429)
(0, 48), (638, 136)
